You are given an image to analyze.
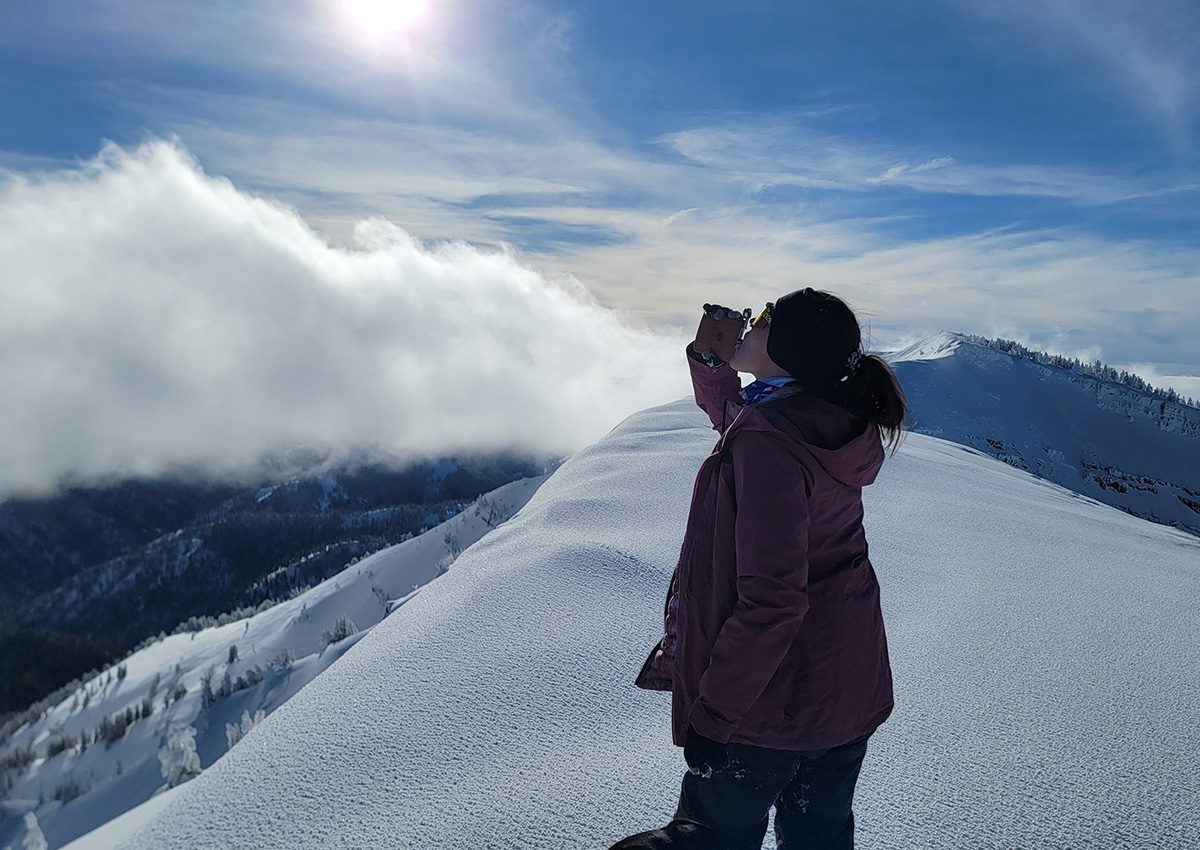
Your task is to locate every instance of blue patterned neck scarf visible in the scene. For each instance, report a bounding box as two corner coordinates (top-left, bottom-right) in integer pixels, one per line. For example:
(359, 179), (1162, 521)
(741, 377), (795, 406)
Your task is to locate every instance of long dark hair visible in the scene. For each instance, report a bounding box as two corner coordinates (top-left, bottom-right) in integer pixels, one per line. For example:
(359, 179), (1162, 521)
(767, 288), (909, 452)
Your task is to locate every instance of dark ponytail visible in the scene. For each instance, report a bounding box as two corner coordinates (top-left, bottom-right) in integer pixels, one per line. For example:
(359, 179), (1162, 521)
(833, 353), (909, 454)
(765, 288), (909, 453)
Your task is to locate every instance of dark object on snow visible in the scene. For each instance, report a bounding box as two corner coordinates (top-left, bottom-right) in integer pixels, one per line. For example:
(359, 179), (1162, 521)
(610, 730), (869, 849)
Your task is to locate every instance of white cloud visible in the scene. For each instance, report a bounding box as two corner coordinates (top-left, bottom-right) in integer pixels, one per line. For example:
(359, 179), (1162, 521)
(911, 157), (957, 173)
(661, 208), (698, 226)
(873, 163), (911, 182)
(868, 159), (957, 183)
(0, 140), (689, 495)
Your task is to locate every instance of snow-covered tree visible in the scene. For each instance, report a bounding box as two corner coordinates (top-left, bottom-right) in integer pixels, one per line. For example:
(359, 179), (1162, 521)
(225, 709), (266, 751)
(21, 811), (48, 850)
(321, 614), (358, 647)
(443, 529), (462, 559)
(159, 725), (202, 787)
(475, 496), (506, 527)
(200, 664), (217, 708)
(963, 334), (1200, 411)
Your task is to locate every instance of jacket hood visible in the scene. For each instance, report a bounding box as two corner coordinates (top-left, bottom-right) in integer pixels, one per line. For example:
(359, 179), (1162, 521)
(731, 386), (884, 488)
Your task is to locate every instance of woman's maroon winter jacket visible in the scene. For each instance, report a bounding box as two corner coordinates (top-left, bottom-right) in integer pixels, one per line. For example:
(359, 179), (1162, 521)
(635, 346), (894, 751)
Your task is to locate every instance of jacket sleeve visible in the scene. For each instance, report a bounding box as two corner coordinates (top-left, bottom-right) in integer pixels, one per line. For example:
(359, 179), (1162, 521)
(686, 343), (744, 433)
(687, 429), (811, 743)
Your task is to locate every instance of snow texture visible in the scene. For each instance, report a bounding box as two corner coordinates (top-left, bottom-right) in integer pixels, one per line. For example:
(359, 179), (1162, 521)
(57, 785), (186, 850)
(112, 399), (1200, 850)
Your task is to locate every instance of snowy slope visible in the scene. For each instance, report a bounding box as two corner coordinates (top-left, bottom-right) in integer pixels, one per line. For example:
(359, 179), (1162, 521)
(891, 332), (1200, 537)
(0, 476), (546, 850)
(108, 398), (1200, 850)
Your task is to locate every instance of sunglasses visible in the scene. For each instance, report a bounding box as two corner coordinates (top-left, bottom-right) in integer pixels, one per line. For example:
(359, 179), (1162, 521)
(749, 302), (774, 331)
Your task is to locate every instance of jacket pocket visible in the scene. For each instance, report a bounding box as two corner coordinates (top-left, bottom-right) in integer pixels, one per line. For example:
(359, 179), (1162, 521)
(634, 639), (673, 691)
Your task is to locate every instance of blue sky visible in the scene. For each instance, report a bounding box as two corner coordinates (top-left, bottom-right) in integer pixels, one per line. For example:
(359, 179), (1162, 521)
(1, 0), (1198, 390)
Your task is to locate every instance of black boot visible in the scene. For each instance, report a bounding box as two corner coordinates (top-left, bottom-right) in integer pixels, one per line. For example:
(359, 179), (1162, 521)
(608, 820), (711, 849)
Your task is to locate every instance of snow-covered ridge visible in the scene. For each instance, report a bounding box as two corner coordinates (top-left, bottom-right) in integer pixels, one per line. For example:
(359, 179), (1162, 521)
(890, 333), (1200, 537)
(892, 331), (1198, 414)
(98, 398), (1199, 850)
(889, 331), (964, 362)
(8, 455), (536, 650)
(0, 476), (547, 850)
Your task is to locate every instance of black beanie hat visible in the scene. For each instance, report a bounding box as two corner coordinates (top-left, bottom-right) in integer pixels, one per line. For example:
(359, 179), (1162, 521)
(766, 288), (862, 389)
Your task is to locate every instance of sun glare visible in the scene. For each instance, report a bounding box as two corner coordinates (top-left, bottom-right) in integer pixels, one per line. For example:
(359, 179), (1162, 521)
(341, 0), (428, 36)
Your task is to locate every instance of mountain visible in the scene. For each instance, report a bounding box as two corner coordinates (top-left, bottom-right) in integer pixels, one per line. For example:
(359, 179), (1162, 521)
(0, 475), (547, 850)
(0, 454), (551, 717)
(890, 332), (1200, 537)
(57, 398), (1199, 850)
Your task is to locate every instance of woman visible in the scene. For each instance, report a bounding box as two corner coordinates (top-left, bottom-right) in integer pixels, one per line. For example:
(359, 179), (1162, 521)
(612, 289), (908, 850)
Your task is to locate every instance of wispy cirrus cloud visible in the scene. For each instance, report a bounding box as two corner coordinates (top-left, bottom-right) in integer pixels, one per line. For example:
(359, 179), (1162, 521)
(533, 208), (1200, 363)
(869, 157), (958, 183)
(663, 124), (1199, 205)
(955, 0), (1200, 141)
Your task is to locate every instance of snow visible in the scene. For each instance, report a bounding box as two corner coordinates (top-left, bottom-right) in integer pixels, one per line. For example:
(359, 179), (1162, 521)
(0, 477), (546, 850)
(889, 331), (963, 362)
(104, 398), (1200, 850)
(57, 786), (187, 850)
(889, 333), (1200, 536)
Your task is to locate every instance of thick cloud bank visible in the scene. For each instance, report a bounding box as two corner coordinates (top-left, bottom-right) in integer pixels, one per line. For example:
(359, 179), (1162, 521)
(0, 141), (688, 494)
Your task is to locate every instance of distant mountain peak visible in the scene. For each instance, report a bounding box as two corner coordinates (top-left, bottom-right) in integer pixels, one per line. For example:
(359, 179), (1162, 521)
(888, 331), (966, 363)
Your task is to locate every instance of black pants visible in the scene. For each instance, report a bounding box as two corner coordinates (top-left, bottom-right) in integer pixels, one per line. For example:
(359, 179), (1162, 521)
(610, 733), (870, 850)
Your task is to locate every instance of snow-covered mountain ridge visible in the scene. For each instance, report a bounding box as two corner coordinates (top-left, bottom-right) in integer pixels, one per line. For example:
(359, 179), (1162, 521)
(96, 398), (1200, 850)
(0, 454), (547, 722)
(895, 331), (1197, 412)
(890, 332), (1200, 536)
(0, 476), (547, 850)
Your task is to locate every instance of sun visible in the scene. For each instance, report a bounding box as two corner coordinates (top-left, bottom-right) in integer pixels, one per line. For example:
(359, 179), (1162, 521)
(341, 0), (428, 36)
